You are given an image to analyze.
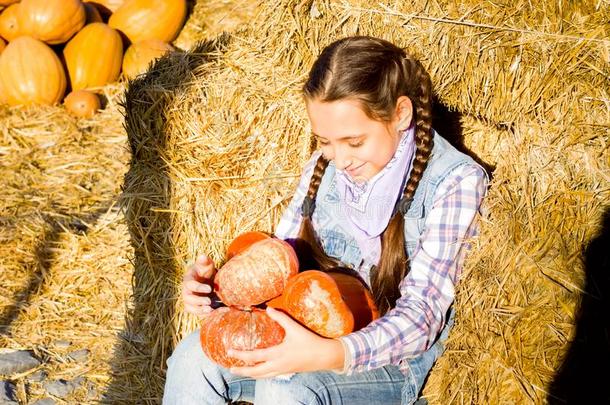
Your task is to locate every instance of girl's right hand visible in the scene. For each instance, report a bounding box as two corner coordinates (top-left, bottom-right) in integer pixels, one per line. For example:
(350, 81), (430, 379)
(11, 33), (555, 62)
(182, 254), (217, 319)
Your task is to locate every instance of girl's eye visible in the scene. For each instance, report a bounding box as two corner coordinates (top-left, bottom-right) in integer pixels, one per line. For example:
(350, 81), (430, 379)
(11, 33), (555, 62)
(349, 141), (363, 147)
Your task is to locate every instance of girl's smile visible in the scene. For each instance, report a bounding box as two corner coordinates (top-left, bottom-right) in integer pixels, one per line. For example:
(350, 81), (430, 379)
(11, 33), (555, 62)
(306, 97), (412, 182)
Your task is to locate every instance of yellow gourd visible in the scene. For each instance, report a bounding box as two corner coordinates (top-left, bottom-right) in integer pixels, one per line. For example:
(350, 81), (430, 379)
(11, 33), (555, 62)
(84, 0), (125, 13)
(18, 0), (86, 45)
(64, 90), (101, 118)
(0, 36), (67, 106)
(0, 3), (20, 41)
(63, 22), (123, 90)
(109, 0), (187, 43)
(122, 39), (174, 79)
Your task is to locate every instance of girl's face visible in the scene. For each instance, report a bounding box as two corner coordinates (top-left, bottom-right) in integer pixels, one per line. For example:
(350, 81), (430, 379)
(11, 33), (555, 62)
(306, 97), (412, 182)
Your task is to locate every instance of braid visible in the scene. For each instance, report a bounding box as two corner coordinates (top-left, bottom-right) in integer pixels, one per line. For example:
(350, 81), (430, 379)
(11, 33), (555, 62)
(401, 56), (434, 200)
(371, 55), (434, 315)
(297, 154), (341, 270)
(306, 154), (329, 200)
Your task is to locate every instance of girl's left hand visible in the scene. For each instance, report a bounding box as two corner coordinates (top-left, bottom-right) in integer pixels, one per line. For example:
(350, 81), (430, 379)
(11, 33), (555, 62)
(228, 307), (345, 378)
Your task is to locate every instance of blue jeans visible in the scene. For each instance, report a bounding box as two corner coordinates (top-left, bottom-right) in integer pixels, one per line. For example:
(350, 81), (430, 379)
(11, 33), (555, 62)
(162, 310), (453, 405)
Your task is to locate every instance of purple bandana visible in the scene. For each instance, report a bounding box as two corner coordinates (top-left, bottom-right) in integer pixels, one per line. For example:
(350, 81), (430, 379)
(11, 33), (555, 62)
(334, 126), (415, 265)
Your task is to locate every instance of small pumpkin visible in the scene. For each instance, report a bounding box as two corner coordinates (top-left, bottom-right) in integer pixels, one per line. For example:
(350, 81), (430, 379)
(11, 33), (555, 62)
(18, 0), (86, 45)
(0, 3), (20, 41)
(0, 37), (5, 54)
(200, 307), (284, 368)
(84, 3), (103, 24)
(109, 0), (187, 43)
(0, 36), (66, 106)
(63, 22), (123, 91)
(267, 269), (379, 338)
(122, 39), (174, 79)
(64, 90), (100, 118)
(226, 231), (272, 260)
(214, 238), (299, 307)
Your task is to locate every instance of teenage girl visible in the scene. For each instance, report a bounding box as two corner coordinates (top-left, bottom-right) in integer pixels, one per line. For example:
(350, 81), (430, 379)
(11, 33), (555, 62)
(163, 36), (488, 405)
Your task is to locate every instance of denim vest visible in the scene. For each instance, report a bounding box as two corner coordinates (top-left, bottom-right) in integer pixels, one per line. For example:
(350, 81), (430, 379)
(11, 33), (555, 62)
(311, 131), (482, 285)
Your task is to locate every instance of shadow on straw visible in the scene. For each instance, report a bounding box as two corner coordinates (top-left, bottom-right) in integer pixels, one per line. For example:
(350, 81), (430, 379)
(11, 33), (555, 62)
(432, 99), (495, 179)
(103, 37), (226, 403)
(547, 206), (610, 404)
(0, 213), (104, 337)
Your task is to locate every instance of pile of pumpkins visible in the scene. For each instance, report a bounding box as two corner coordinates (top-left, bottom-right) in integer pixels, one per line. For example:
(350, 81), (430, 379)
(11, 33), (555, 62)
(0, 0), (186, 117)
(202, 231), (379, 368)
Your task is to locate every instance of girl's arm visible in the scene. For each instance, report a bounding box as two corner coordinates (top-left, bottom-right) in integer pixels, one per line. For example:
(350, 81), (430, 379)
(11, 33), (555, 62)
(338, 163), (488, 374)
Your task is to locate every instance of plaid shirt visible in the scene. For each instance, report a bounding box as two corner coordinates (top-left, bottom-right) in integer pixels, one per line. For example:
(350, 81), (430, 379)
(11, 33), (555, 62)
(274, 151), (488, 375)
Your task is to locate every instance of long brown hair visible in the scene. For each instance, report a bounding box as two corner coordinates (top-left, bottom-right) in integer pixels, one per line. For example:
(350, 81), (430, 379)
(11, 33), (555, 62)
(298, 36), (434, 315)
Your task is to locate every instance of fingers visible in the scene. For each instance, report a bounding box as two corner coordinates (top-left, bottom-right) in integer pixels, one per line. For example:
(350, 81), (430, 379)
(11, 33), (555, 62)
(185, 303), (213, 318)
(228, 346), (276, 365)
(183, 279), (212, 294)
(183, 292), (211, 307)
(230, 359), (278, 378)
(183, 292), (213, 316)
(194, 254), (216, 279)
(264, 307), (293, 328)
(182, 254), (216, 317)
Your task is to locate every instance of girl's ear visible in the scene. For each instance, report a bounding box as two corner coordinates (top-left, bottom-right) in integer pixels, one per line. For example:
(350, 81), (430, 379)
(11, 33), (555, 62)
(395, 96), (413, 131)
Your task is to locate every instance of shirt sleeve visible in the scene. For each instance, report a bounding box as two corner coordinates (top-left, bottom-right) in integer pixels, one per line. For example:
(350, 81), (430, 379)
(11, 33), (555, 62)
(338, 163), (488, 374)
(273, 151), (323, 240)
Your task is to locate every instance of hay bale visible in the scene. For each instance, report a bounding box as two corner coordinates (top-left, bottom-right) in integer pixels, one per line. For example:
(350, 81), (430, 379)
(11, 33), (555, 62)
(174, 0), (261, 49)
(0, 83), (134, 403)
(422, 117), (608, 403)
(121, 0), (608, 402)
(249, 0), (608, 131)
(120, 34), (315, 399)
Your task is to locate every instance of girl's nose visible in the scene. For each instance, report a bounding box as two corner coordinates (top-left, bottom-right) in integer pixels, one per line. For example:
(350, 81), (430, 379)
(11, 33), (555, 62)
(335, 153), (352, 170)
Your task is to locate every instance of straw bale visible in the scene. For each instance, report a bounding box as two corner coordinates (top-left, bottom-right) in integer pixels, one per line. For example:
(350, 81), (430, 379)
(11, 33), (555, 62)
(0, 82), (134, 403)
(118, 35), (316, 400)
(175, 0), (261, 49)
(248, 0), (609, 132)
(120, 0), (608, 403)
(422, 116), (609, 403)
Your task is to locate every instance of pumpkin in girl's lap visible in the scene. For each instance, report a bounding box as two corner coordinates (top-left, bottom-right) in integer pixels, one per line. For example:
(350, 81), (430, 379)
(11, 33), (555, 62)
(267, 269), (379, 338)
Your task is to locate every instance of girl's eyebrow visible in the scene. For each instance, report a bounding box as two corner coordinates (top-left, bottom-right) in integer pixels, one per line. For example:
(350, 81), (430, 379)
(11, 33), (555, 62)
(312, 132), (365, 140)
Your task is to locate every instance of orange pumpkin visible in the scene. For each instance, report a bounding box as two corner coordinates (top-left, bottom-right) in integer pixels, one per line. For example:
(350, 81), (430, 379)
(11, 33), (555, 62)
(63, 23), (123, 91)
(84, 3), (103, 24)
(0, 37), (5, 54)
(0, 36), (66, 106)
(214, 238), (299, 307)
(64, 90), (100, 118)
(267, 269), (379, 338)
(226, 231), (272, 260)
(122, 39), (174, 79)
(18, 0), (86, 45)
(0, 3), (20, 41)
(109, 0), (187, 43)
(84, 0), (125, 14)
(200, 307), (285, 368)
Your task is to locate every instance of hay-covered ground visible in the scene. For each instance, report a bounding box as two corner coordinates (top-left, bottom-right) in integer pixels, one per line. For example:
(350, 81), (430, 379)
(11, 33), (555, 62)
(1, 0), (609, 404)
(0, 1), (258, 403)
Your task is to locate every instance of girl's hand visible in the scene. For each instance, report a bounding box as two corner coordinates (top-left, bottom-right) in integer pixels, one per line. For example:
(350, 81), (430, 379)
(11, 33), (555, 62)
(182, 254), (217, 319)
(229, 307), (345, 378)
